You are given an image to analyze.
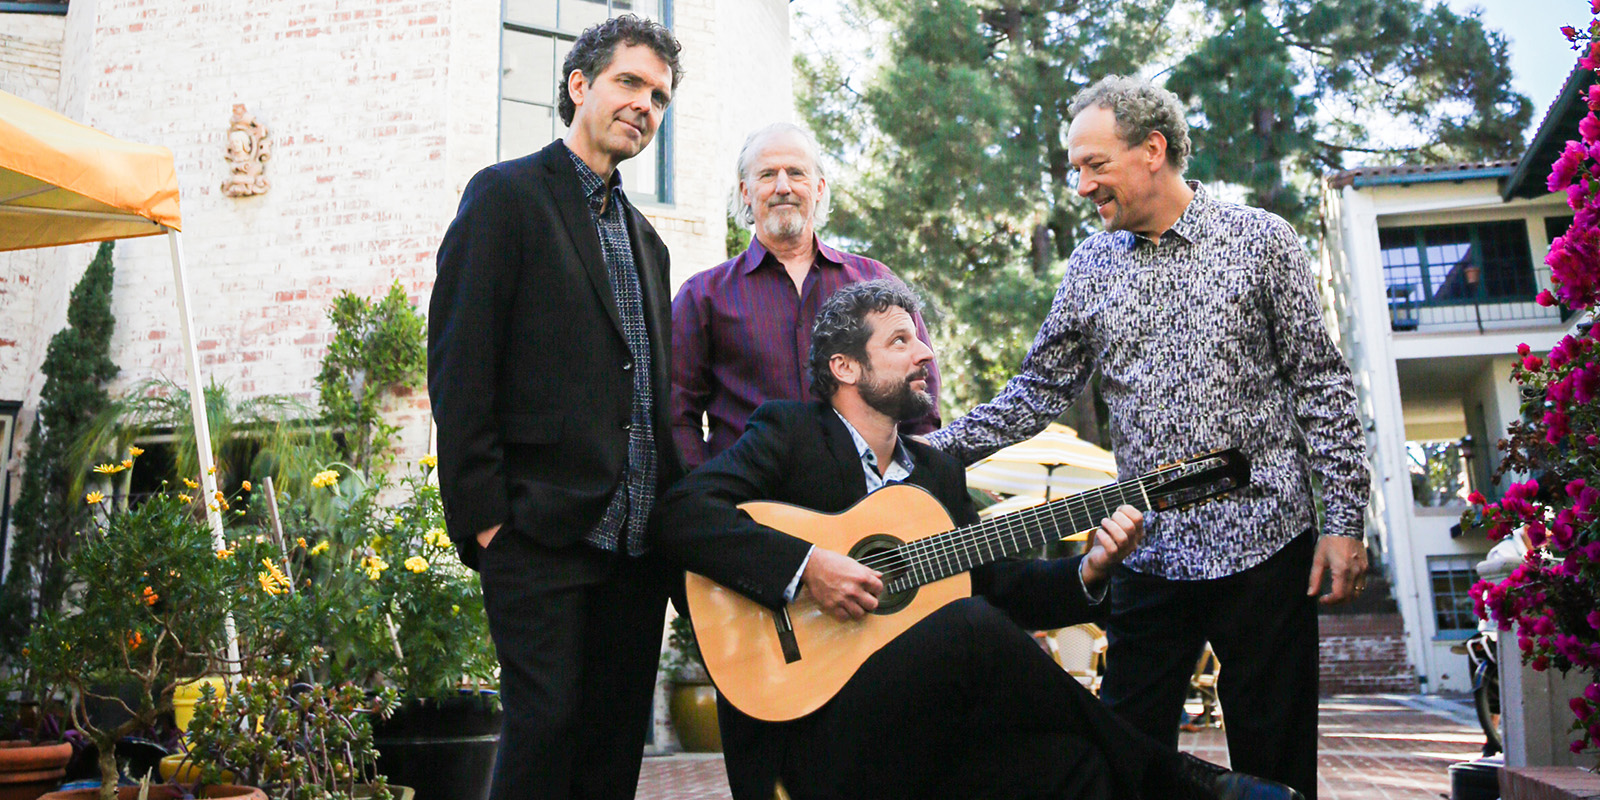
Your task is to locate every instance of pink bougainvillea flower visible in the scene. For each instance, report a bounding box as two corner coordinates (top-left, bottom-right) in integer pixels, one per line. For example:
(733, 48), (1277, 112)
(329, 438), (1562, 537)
(1526, 355), (1546, 371)
(1553, 141), (1586, 191)
(1468, 491), (1487, 505)
(1570, 181), (1591, 210)
(1584, 41), (1600, 71)
(1583, 114), (1600, 146)
(1519, 342), (1532, 356)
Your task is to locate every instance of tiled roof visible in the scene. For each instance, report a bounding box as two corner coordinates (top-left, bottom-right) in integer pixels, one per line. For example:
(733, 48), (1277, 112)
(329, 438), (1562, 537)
(1327, 161), (1518, 189)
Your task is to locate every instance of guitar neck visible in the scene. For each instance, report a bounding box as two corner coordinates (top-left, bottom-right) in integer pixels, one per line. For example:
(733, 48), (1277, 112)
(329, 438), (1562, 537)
(883, 476), (1152, 593)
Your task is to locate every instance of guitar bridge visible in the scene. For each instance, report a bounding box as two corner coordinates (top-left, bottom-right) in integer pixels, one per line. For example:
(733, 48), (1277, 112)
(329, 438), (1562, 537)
(774, 606), (801, 664)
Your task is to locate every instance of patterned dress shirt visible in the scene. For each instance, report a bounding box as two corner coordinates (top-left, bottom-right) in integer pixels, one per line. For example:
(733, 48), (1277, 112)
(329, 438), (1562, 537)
(671, 236), (942, 470)
(928, 183), (1369, 580)
(567, 146), (656, 556)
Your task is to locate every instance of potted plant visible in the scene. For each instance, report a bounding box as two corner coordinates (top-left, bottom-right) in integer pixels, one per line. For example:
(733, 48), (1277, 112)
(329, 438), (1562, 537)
(24, 469), (319, 800)
(0, 676), (73, 800)
(662, 614), (720, 753)
(278, 459), (499, 800)
(181, 678), (409, 800)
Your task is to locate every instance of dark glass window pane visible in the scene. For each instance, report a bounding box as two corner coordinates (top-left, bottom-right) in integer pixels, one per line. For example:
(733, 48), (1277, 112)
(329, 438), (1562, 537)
(1478, 220), (1534, 299)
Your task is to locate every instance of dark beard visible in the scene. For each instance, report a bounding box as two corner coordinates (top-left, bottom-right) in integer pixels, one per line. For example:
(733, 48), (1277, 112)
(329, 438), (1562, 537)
(860, 368), (934, 422)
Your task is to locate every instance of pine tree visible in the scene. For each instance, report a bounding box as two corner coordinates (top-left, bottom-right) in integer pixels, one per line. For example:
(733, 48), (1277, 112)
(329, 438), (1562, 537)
(1, 242), (119, 651)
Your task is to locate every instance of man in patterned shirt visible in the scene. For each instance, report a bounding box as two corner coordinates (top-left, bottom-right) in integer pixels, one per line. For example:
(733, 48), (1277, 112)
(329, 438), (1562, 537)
(927, 76), (1370, 800)
(429, 16), (683, 800)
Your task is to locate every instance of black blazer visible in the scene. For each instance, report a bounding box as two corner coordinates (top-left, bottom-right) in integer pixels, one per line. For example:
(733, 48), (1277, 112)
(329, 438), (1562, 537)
(429, 141), (684, 568)
(655, 400), (1103, 799)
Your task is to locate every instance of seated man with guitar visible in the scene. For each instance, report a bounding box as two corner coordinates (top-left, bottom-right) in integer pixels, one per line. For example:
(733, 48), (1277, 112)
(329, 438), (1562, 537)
(654, 280), (1301, 800)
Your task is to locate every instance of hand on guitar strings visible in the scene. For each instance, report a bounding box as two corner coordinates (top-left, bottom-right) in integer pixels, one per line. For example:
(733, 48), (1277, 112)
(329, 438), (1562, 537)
(801, 548), (885, 621)
(1078, 505), (1146, 589)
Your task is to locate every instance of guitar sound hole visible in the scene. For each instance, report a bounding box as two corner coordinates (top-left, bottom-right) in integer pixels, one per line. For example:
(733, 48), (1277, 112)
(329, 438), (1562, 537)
(849, 534), (916, 615)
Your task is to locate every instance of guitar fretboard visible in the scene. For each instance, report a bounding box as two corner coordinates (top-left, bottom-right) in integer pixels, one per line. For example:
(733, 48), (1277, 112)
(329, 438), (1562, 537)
(879, 475), (1155, 594)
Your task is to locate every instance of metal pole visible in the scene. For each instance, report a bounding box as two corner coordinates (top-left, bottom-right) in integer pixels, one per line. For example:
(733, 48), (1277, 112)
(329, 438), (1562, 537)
(166, 228), (241, 680)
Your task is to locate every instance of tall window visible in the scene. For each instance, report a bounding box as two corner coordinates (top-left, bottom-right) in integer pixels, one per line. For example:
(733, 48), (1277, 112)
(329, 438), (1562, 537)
(1407, 438), (1472, 508)
(1428, 555), (1480, 639)
(1380, 221), (1536, 309)
(501, 0), (672, 204)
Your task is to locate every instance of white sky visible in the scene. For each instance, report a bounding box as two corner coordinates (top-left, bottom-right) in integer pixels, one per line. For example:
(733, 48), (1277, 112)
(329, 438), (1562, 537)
(1444, 0), (1587, 141)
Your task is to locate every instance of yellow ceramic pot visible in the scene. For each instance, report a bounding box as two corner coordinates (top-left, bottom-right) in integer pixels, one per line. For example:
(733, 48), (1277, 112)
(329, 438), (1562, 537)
(172, 677), (229, 733)
(667, 681), (722, 753)
(157, 754), (234, 785)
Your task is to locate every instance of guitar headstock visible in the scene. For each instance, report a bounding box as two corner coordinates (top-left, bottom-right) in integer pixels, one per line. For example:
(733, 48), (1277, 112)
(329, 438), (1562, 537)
(1143, 448), (1250, 512)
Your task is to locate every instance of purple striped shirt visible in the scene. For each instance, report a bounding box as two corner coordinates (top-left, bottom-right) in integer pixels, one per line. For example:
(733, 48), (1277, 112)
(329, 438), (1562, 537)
(671, 236), (942, 470)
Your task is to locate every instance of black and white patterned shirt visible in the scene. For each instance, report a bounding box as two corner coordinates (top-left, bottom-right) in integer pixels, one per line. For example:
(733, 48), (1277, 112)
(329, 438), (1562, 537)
(566, 145), (657, 557)
(928, 183), (1369, 580)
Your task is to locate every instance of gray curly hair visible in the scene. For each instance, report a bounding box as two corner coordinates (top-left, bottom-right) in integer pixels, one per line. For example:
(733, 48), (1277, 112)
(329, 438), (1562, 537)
(730, 122), (831, 230)
(1068, 75), (1191, 173)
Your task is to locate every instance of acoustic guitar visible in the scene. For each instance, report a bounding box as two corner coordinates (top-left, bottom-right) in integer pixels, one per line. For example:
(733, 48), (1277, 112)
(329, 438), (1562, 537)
(684, 448), (1250, 721)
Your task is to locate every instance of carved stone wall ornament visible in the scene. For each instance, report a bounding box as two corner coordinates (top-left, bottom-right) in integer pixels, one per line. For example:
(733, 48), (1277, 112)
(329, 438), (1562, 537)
(221, 103), (271, 197)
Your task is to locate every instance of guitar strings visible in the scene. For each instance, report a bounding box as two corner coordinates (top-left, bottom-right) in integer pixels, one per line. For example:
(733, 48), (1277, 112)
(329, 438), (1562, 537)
(856, 472), (1150, 573)
(854, 464), (1189, 582)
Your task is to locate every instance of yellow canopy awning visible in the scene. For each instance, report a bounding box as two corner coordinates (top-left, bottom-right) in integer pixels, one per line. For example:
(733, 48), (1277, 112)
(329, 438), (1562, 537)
(0, 89), (181, 252)
(966, 423), (1117, 500)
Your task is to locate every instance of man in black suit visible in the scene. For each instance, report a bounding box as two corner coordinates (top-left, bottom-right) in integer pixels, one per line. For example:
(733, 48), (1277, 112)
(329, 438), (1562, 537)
(428, 15), (684, 800)
(655, 281), (1303, 800)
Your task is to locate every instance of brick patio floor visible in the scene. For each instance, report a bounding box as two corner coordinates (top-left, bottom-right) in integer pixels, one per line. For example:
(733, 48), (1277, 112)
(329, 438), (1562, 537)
(637, 694), (1487, 800)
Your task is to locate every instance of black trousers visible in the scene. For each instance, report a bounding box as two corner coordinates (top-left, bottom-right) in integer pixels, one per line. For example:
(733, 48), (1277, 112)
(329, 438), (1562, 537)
(772, 598), (1195, 800)
(477, 528), (671, 800)
(1099, 530), (1320, 800)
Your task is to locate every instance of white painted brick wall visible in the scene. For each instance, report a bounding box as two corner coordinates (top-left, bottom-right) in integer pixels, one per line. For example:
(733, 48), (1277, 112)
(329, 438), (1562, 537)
(2, 0), (793, 474)
(0, 13), (65, 107)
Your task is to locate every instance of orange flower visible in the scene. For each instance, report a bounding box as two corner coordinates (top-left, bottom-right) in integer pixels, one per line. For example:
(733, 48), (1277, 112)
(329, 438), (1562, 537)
(241, 480), (252, 492)
(127, 631), (144, 650)
(141, 586), (159, 606)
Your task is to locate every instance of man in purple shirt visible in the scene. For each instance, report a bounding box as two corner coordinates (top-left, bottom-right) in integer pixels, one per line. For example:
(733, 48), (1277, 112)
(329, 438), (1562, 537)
(672, 122), (942, 470)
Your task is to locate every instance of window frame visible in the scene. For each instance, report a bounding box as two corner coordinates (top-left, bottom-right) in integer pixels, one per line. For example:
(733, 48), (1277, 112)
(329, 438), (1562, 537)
(498, 0), (675, 206)
(1378, 220), (1536, 309)
(1427, 555), (1480, 640)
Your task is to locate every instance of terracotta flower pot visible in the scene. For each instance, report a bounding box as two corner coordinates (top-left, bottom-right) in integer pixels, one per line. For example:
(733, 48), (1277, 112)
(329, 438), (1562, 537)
(37, 785), (266, 800)
(0, 740), (72, 800)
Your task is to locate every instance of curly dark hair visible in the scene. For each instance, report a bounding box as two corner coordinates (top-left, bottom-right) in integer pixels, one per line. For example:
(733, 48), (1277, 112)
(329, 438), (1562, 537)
(557, 15), (684, 126)
(808, 280), (923, 400)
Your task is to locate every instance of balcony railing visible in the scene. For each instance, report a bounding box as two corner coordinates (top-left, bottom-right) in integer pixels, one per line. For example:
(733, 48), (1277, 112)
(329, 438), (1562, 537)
(1387, 267), (1573, 333)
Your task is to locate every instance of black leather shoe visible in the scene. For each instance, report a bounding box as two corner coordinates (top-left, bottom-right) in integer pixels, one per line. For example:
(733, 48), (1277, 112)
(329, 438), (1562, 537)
(1180, 753), (1306, 800)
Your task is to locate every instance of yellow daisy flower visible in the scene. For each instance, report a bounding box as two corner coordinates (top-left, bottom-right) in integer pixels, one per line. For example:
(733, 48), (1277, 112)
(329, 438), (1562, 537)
(215, 549), (234, 560)
(85, 491), (105, 505)
(360, 555), (389, 581)
(120, 459), (133, 469)
(178, 494), (193, 504)
(93, 463), (122, 474)
(128, 445), (144, 457)
(311, 470), (340, 489)
(309, 541), (330, 556)
(404, 556), (429, 573)
(419, 454), (438, 468)
(183, 478), (199, 489)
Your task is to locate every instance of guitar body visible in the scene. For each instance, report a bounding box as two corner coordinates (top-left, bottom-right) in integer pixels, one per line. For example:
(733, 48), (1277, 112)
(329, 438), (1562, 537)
(684, 483), (971, 722)
(681, 447), (1249, 723)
